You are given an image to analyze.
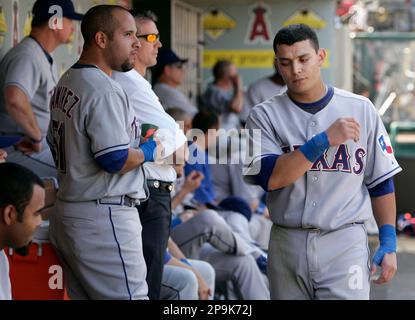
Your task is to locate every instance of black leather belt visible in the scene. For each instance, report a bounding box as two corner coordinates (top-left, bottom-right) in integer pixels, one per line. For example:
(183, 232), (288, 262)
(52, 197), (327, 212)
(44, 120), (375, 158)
(276, 221), (365, 232)
(147, 179), (173, 192)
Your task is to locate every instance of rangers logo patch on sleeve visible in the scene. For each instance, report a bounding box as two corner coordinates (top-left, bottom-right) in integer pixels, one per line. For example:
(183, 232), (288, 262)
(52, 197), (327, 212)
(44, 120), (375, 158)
(378, 134), (393, 155)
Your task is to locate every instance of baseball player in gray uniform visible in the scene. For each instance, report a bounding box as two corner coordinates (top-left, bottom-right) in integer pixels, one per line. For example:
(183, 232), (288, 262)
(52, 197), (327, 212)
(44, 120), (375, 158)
(47, 5), (158, 300)
(244, 24), (401, 299)
(0, 0), (82, 177)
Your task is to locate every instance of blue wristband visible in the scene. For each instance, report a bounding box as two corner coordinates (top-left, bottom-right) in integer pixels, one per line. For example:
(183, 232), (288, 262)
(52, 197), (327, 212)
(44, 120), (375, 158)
(139, 139), (157, 162)
(180, 258), (192, 266)
(299, 131), (330, 163)
(372, 224), (397, 266)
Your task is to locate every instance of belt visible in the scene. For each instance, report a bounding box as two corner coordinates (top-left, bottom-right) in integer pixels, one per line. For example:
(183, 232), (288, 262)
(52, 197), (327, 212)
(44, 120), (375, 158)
(147, 179), (173, 192)
(276, 221), (365, 233)
(97, 195), (140, 207)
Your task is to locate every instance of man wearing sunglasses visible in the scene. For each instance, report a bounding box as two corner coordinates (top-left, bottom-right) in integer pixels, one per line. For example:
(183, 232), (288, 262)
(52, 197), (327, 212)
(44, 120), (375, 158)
(152, 49), (198, 117)
(112, 10), (188, 300)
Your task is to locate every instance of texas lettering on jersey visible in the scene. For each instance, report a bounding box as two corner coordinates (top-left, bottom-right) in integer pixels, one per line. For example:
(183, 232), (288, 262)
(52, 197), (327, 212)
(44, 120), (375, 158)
(282, 144), (367, 175)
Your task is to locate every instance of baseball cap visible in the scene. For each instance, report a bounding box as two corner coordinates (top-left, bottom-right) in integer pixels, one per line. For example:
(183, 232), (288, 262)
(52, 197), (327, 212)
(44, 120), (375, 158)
(32, 0), (83, 25)
(156, 48), (188, 70)
(0, 136), (23, 148)
(217, 196), (253, 222)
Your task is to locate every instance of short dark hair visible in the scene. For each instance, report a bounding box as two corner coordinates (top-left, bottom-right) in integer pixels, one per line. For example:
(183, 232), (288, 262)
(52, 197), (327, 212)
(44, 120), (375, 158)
(0, 163), (44, 222)
(192, 109), (219, 133)
(213, 60), (232, 82)
(131, 10), (157, 33)
(273, 24), (319, 53)
(81, 5), (129, 48)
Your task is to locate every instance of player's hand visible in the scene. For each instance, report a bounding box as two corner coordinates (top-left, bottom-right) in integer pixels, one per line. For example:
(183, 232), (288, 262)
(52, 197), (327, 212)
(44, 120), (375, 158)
(0, 148), (7, 163)
(326, 117), (360, 146)
(15, 136), (42, 155)
(370, 252), (397, 284)
(183, 170), (204, 192)
(196, 275), (212, 300)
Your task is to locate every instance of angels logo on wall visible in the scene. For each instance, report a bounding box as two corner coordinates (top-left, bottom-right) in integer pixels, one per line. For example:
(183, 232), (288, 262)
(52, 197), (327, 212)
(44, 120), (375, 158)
(245, 2), (272, 45)
(203, 9), (236, 40)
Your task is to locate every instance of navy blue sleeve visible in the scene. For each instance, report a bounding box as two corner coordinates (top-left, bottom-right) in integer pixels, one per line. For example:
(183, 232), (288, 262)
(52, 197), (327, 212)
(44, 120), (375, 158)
(251, 155), (279, 191)
(95, 149), (129, 173)
(368, 177), (394, 197)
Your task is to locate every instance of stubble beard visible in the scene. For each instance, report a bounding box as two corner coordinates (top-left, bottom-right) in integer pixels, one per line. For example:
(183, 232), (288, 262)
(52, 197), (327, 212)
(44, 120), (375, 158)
(120, 59), (135, 72)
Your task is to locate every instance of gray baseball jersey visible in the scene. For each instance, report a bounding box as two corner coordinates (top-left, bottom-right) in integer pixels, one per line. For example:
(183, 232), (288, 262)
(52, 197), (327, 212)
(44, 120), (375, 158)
(47, 65), (146, 202)
(47, 64), (148, 299)
(0, 37), (58, 137)
(245, 87), (402, 231)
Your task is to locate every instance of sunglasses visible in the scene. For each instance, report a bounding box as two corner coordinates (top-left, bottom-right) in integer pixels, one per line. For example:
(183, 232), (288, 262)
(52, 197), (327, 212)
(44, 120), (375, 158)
(137, 33), (160, 43)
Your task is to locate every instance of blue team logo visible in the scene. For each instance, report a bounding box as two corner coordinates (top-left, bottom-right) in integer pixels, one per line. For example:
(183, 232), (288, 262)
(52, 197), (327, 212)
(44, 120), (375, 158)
(378, 134), (393, 155)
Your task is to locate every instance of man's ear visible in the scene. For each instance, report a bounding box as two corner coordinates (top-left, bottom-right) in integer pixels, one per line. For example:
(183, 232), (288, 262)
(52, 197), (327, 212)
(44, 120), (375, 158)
(317, 48), (327, 67)
(1, 205), (17, 226)
(95, 31), (108, 49)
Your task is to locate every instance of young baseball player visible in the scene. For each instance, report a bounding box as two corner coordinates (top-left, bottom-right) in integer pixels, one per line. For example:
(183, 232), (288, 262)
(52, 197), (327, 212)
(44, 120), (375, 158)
(0, 0), (82, 177)
(244, 24), (401, 299)
(47, 5), (158, 299)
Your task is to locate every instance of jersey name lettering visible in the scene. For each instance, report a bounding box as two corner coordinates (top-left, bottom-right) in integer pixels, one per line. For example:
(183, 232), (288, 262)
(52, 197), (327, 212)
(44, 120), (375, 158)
(50, 86), (80, 119)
